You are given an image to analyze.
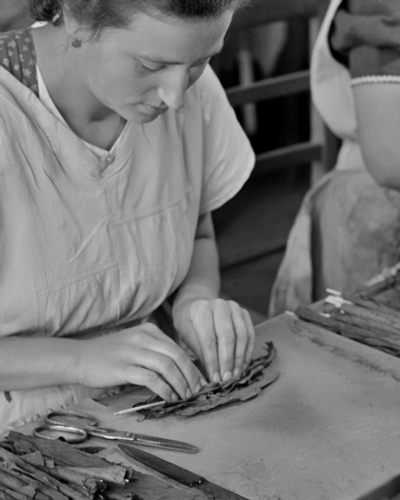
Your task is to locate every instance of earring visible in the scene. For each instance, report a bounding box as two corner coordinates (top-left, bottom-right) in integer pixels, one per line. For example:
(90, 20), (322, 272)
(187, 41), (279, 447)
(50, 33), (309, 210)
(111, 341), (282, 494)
(51, 12), (61, 24)
(71, 38), (82, 48)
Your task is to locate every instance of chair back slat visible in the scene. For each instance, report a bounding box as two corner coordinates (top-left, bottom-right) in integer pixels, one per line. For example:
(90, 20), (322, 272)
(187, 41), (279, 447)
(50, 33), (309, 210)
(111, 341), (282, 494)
(223, 0), (339, 179)
(231, 0), (320, 31)
(226, 70), (310, 107)
(253, 142), (323, 176)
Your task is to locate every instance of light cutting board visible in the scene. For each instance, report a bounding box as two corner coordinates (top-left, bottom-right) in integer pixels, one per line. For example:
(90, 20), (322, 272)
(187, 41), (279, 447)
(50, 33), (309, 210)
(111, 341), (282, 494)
(18, 312), (400, 500)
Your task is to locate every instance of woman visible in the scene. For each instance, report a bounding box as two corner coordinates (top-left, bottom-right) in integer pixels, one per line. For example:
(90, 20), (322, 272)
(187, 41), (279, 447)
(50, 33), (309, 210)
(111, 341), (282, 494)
(269, 0), (400, 316)
(0, 0), (256, 431)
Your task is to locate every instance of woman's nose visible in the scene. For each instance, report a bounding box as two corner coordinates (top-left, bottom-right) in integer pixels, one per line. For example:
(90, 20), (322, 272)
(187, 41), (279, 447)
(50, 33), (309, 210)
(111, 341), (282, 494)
(158, 68), (189, 110)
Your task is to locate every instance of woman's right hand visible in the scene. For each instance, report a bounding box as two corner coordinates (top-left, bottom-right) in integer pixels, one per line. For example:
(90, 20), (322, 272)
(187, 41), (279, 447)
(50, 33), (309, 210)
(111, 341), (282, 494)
(75, 323), (206, 402)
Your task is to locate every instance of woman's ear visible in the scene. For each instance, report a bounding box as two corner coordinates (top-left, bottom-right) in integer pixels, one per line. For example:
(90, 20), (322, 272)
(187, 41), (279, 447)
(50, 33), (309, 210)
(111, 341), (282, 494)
(62, 7), (91, 45)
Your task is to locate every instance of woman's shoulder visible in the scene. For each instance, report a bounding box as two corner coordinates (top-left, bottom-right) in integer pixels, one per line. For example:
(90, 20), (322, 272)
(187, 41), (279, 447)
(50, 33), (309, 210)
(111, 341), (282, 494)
(185, 64), (232, 122)
(0, 28), (37, 94)
(195, 65), (227, 100)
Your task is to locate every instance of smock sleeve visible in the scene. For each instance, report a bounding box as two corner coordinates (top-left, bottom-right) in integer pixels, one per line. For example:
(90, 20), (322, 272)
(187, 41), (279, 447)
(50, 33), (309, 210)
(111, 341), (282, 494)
(196, 65), (255, 215)
(331, 0), (400, 189)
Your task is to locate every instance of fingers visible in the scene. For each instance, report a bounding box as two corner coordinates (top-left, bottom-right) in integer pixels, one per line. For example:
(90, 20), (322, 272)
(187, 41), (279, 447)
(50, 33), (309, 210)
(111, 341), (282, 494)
(128, 329), (205, 400)
(189, 299), (256, 383)
(135, 333), (205, 399)
(84, 325), (207, 402)
(123, 365), (184, 402)
(229, 302), (253, 376)
(215, 300), (236, 381)
(242, 308), (256, 368)
(190, 301), (220, 382)
(131, 348), (194, 401)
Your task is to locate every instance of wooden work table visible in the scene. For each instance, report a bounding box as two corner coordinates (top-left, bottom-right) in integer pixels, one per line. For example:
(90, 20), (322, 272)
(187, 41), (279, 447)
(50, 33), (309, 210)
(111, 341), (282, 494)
(16, 312), (400, 500)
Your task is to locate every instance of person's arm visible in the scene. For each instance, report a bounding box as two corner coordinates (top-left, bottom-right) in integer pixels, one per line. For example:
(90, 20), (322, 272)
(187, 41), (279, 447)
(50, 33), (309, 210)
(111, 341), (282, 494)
(172, 213), (255, 383)
(327, 0), (400, 190)
(0, 323), (205, 402)
(172, 213), (220, 315)
(0, 337), (81, 390)
(353, 79), (400, 190)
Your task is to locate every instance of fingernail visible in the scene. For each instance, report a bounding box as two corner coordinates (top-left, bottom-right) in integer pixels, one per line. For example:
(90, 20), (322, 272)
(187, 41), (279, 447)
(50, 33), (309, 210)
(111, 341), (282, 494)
(200, 378), (207, 387)
(171, 393), (178, 402)
(213, 372), (221, 383)
(233, 367), (240, 377)
(223, 371), (232, 382)
(195, 384), (201, 393)
(186, 388), (192, 399)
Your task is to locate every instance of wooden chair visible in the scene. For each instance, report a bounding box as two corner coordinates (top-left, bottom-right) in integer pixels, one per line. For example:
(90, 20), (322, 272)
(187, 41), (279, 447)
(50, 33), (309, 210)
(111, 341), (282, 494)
(212, 0), (341, 315)
(223, 0), (339, 181)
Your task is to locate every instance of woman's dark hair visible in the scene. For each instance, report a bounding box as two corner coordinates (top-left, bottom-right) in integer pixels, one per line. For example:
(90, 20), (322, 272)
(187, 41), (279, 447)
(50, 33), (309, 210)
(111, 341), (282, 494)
(29, 0), (250, 31)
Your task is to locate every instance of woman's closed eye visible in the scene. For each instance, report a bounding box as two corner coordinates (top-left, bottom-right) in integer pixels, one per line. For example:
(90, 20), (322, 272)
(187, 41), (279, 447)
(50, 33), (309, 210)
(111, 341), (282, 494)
(139, 58), (211, 73)
(140, 60), (165, 72)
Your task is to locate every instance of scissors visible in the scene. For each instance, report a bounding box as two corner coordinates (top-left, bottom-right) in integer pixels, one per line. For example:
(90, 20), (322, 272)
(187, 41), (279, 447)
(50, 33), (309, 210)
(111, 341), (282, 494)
(33, 410), (199, 454)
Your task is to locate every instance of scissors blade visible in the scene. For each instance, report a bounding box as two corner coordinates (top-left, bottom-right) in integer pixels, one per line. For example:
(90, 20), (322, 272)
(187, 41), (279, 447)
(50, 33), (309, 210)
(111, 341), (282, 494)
(88, 427), (199, 453)
(132, 433), (199, 453)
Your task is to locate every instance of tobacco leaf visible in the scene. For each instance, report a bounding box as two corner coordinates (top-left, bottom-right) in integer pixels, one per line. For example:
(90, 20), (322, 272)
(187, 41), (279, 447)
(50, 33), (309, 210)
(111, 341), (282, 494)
(56, 467), (126, 486)
(4, 434), (110, 469)
(134, 342), (279, 420)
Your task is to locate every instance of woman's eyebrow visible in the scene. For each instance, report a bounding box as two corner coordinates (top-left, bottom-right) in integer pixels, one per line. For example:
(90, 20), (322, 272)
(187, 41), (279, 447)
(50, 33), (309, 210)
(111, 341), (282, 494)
(138, 43), (225, 65)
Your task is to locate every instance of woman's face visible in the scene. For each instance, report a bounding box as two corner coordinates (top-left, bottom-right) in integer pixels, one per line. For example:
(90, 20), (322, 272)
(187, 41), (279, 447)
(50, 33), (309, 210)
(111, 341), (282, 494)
(71, 10), (233, 123)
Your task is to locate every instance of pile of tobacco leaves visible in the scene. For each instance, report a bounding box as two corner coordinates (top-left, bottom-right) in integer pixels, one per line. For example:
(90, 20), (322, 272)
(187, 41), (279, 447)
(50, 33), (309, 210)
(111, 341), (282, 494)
(0, 432), (141, 500)
(134, 341), (279, 420)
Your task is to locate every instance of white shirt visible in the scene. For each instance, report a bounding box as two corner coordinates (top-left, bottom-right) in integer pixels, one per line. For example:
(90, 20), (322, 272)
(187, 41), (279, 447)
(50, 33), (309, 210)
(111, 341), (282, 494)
(0, 64), (254, 338)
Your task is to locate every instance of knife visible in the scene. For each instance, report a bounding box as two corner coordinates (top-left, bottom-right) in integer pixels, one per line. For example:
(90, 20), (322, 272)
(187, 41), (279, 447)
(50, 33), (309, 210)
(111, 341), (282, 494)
(118, 443), (251, 500)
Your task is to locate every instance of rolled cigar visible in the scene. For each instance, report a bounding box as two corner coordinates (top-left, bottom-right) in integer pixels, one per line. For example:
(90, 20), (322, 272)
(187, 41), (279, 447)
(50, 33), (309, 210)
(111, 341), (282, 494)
(82, 478), (106, 496)
(0, 466), (67, 500)
(55, 468), (126, 486)
(1, 488), (31, 500)
(331, 301), (400, 331)
(357, 267), (400, 297)
(34, 493), (51, 500)
(35, 484), (67, 500)
(296, 307), (400, 354)
(16, 460), (91, 500)
(102, 491), (142, 500)
(296, 307), (378, 339)
(329, 309), (400, 341)
(0, 469), (37, 497)
(342, 294), (400, 323)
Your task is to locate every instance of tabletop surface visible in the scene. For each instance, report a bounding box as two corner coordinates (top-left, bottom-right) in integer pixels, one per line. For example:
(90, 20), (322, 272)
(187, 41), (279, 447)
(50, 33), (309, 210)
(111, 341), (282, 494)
(17, 312), (400, 500)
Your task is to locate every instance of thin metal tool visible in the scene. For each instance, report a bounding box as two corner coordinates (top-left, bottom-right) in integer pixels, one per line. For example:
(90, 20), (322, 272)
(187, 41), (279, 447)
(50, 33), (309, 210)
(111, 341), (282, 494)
(119, 443), (250, 500)
(33, 410), (199, 453)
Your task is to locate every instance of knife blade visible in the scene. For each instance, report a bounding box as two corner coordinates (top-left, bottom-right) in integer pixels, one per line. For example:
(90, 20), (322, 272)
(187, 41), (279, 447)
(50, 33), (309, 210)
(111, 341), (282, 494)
(118, 443), (251, 500)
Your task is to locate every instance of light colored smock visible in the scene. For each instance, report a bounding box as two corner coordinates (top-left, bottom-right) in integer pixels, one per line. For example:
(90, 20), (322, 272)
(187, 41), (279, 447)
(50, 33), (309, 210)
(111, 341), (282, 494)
(269, 0), (400, 316)
(0, 62), (254, 431)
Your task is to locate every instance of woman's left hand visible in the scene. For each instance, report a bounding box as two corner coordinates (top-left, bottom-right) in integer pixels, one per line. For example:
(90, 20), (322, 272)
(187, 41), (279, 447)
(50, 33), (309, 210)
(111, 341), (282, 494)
(173, 298), (256, 383)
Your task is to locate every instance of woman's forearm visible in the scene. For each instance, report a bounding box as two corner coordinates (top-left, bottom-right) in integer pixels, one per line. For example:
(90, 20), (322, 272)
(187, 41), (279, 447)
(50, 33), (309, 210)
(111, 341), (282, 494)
(171, 213), (255, 382)
(0, 325), (207, 403)
(0, 337), (82, 391)
(172, 213), (220, 315)
(354, 83), (400, 190)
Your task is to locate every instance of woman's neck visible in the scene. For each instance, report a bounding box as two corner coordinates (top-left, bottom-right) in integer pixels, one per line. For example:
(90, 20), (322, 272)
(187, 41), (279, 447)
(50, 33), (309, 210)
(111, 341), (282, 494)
(31, 24), (126, 150)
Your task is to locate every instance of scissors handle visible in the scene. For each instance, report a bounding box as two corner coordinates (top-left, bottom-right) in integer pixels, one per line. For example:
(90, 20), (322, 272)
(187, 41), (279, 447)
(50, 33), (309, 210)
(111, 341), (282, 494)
(46, 410), (98, 427)
(34, 424), (87, 444)
(86, 427), (199, 453)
